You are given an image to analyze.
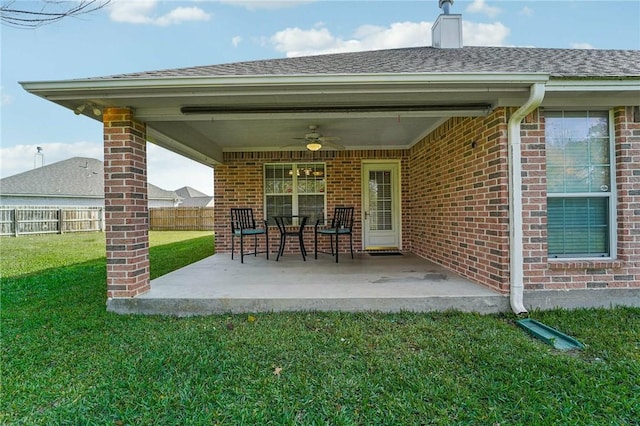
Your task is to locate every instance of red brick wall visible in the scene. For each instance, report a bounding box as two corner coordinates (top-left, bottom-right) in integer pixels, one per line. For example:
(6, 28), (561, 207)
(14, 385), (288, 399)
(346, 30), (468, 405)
(103, 107), (150, 298)
(214, 150), (408, 256)
(522, 106), (640, 290)
(408, 110), (511, 292)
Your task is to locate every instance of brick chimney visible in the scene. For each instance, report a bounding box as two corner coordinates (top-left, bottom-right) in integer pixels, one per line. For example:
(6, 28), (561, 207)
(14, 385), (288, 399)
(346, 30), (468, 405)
(432, 0), (463, 48)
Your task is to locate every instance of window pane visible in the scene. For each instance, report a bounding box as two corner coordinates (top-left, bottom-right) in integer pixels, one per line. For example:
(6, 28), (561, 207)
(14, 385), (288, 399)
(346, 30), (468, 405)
(299, 195), (324, 223)
(590, 137), (609, 164)
(590, 166), (610, 192)
(265, 164), (293, 194)
(546, 111), (610, 194)
(564, 166), (590, 192)
(547, 197), (609, 257)
(369, 170), (393, 231)
(266, 195), (292, 225)
(296, 163), (325, 194)
(546, 166), (565, 193)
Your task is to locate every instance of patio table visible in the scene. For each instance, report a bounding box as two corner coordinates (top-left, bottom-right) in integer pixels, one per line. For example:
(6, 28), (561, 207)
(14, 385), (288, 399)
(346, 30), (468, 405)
(273, 215), (308, 261)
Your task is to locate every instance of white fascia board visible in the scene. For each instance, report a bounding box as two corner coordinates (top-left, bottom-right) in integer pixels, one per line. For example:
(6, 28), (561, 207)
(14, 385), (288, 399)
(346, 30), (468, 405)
(21, 73), (550, 97)
(546, 79), (640, 92)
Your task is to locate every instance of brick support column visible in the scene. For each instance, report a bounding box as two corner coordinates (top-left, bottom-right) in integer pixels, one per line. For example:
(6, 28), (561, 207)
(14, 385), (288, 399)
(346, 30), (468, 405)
(103, 107), (150, 298)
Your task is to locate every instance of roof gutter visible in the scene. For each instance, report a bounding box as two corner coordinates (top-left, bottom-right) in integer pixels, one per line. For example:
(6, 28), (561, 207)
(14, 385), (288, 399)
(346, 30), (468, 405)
(508, 82), (546, 315)
(20, 72), (549, 98)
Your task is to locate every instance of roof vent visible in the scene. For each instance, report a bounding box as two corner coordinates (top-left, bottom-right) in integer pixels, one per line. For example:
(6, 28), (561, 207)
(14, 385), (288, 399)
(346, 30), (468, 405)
(432, 0), (463, 49)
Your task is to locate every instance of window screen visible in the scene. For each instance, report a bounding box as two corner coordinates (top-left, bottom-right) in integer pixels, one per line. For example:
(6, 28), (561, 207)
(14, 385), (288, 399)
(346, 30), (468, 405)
(545, 111), (612, 258)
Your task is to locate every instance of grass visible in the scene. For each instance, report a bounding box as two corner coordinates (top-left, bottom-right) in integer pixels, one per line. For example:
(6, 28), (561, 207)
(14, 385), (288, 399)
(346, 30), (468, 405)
(1, 232), (639, 425)
(0, 231), (212, 278)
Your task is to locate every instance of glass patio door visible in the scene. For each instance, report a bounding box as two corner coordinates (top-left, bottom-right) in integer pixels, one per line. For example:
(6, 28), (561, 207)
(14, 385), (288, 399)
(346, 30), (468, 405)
(362, 161), (401, 250)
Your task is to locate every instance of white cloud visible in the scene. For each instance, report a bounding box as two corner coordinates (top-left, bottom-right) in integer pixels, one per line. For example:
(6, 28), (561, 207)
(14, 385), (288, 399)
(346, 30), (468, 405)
(155, 7), (211, 26)
(108, 0), (157, 24)
(108, 0), (211, 25)
(232, 35), (243, 47)
(466, 0), (501, 18)
(462, 21), (509, 46)
(520, 6), (534, 17)
(1, 87), (14, 106)
(271, 21), (433, 57)
(570, 42), (594, 49)
(270, 19), (509, 57)
(0, 142), (213, 195)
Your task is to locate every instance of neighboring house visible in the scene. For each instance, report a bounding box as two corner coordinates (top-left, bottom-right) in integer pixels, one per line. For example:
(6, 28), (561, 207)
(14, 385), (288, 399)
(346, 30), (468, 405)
(20, 4), (639, 312)
(0, 157), (179, 208)
(175, 186), (214, 207)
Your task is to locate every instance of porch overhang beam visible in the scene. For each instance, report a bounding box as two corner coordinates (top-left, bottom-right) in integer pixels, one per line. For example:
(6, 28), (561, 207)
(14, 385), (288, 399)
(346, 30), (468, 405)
(137, 109), (489, 122)
(179, 103), (493, 116)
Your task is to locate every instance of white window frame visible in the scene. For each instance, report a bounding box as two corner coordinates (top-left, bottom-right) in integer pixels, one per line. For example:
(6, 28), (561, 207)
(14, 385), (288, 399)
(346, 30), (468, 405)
(546, 109), (617, 260)
(263, 162), (327, 224)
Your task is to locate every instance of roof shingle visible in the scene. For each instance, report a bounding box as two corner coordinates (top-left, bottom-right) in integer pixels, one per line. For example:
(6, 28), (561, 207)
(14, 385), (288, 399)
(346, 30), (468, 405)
(101, 47), (640, 80)
(0, 157), (176, 200)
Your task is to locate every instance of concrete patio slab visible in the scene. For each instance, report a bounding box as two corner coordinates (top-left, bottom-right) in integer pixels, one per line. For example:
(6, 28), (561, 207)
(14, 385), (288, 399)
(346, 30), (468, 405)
(107, 252), (510, 316)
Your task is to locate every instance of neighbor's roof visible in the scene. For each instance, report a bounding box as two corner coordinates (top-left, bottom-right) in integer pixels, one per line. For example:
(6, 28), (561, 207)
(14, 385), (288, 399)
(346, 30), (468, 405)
(175, 186), (210, 199)
(0, 157), (176, 200)
(103, 47), (640, 80)
(179, 197), (214, 207)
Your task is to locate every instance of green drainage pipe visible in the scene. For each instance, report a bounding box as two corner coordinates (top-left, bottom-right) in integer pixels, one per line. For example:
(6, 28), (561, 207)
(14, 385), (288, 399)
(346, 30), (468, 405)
(517, 318), (585, 351)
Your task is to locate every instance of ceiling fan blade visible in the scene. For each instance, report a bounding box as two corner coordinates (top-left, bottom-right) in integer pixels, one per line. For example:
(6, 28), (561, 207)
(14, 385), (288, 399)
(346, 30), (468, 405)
(319, 136), (341, 142)
(279, 142), (306, 150)
(322, 140), (346, 150)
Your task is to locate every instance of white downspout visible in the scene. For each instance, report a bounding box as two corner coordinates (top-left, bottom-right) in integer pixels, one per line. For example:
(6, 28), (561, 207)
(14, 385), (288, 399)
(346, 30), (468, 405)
(508, 83), (546, 314)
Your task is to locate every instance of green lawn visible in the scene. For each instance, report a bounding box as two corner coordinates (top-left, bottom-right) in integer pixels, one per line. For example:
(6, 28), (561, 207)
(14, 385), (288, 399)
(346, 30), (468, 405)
(1, 232), (639, 425)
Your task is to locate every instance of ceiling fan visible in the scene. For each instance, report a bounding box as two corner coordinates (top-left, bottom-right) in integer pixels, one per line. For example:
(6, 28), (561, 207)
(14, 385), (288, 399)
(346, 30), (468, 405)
(284, 125), (345, 151)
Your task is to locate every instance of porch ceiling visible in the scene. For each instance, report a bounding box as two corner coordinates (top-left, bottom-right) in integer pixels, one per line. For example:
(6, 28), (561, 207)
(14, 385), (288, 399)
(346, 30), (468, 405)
(25, 72), (637, 167)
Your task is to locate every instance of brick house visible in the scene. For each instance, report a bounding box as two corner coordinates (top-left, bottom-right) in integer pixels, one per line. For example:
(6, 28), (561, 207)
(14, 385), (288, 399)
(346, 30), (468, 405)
(21, 9), (639, 313)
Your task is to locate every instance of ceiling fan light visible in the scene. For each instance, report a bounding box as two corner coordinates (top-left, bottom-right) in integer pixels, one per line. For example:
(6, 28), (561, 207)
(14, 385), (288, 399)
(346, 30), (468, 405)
(306, 142), (322, 151)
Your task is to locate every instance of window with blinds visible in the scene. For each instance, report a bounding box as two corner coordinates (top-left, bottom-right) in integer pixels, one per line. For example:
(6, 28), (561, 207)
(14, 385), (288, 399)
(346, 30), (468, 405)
(545, 110), (613, 258)
(264, 163), (326, 225)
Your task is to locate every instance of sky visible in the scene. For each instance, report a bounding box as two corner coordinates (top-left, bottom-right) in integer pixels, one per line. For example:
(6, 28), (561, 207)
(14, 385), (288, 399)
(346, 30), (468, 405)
(2, 0), (639, 195)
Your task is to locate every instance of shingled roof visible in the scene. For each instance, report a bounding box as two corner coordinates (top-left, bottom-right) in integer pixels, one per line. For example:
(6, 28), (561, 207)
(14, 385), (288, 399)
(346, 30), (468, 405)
(0, 157), (176, 201)
(175, 186), (210, 199)
(104, 46), (640, 80)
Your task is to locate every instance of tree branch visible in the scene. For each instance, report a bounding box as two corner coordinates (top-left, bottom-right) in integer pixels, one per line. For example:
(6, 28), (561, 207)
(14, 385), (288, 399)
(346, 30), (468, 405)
(1, 0), (111, 28)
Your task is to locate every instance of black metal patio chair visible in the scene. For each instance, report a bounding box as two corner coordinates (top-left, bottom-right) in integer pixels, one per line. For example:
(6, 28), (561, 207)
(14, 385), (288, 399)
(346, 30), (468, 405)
(230, 208), (269, 263)
(314, 206), (354, 263)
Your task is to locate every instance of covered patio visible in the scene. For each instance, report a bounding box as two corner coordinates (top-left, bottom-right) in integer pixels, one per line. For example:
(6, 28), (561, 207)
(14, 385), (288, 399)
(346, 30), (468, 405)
(107, 252), (508, 316)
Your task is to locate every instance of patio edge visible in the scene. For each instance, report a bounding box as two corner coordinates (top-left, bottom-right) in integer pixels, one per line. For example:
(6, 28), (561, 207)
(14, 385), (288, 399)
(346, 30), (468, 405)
(106, 295), (510, 317)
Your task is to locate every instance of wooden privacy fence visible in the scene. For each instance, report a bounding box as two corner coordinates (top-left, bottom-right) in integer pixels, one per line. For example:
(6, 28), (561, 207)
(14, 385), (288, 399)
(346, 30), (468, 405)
(150, 207), (215, 231)
(0, 206), (104, 237)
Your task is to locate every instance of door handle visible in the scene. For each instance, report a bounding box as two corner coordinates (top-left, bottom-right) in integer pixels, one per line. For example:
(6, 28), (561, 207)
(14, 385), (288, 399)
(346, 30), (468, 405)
(364, 211), (369, 220)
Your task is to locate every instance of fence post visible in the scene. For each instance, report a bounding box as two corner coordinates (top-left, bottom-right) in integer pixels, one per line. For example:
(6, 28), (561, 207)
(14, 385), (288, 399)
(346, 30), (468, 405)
(13, 208), (18, 237)
(58, 208), (64, 234)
